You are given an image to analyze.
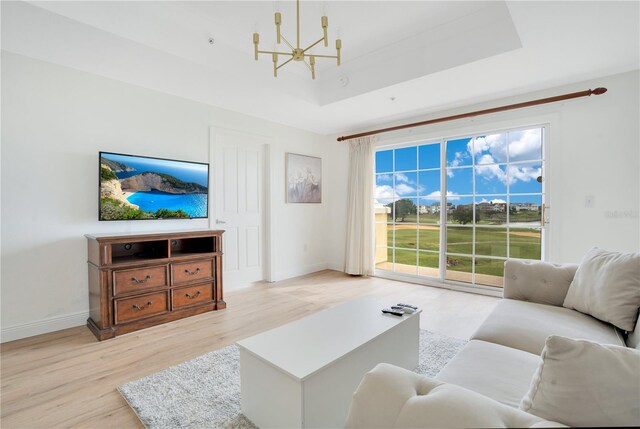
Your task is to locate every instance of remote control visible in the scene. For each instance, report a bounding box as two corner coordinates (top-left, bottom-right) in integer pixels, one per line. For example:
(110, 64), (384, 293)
(397, 303), (418, 310)
(392, 305), (416, 314)
(382, 308), (404, 316)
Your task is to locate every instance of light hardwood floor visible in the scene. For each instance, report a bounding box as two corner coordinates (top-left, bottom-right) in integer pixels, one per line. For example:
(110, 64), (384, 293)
(1, 270), (498, 428)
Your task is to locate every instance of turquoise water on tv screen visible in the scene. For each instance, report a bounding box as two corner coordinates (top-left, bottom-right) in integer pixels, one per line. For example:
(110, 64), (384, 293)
(127, 190), (207, 218)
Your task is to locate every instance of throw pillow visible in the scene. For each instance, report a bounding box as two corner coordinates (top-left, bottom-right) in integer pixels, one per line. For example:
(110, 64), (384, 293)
(520, 335), (640, 427)
(563, 247), (640, 331)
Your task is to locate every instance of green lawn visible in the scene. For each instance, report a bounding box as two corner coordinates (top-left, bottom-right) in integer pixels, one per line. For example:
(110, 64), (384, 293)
(387, 214), (440, 224)
(390, 227), (439, 251)
(386, 226), (541, 277)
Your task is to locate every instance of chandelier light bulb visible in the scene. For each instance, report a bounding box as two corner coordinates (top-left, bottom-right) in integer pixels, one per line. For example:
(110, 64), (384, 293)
(253, 33), (260, 60)
(275, 12), (282, 43)
(321, 16), (328, 47)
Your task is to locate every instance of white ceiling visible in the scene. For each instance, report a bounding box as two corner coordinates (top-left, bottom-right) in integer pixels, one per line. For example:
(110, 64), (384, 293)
(2, 1), (639, 135)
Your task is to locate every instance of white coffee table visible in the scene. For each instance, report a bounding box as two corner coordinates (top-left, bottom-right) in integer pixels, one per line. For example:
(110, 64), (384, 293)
(237, 297), (421, 428)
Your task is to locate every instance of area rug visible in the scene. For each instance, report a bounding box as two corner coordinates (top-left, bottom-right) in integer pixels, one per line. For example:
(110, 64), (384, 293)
(118, 330), (467, 429)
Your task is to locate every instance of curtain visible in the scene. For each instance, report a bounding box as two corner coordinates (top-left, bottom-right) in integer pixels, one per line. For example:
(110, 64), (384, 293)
(345, 136), (377, 275)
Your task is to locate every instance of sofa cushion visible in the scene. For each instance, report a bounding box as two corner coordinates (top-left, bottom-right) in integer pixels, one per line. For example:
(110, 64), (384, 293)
(346, 363), (563, 428)
(472, 299), (624, 355)
(563, 247), (640, 332)
(436, 340), (540, 408)
(504, 259), (578, 306)
(520, 335), (640, 427)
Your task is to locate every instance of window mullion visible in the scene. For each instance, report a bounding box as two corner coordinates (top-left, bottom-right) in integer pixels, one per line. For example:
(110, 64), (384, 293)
(471, 136), (476, 286)
(439, 139), (447, 281)
(506, 131), (511, 259)
(392, 149), (396, 272)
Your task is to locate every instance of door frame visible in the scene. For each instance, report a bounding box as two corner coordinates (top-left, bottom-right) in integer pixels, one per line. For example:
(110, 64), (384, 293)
(372, 112), (557, 297)
(209, 126), (275, 283)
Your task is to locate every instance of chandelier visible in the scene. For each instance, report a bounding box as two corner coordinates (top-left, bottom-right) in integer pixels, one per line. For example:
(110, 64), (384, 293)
(253, 0), (342, 79)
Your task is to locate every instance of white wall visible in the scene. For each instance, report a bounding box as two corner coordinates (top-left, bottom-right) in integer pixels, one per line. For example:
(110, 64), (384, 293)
(0, 52), (331, 342)
(326, 70), (640, 269)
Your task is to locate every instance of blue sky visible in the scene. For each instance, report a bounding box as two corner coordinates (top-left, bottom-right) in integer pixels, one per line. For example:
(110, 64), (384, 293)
(102, 152), (209, 186)
(103, 153), (207, 173)
(375, 129), (543, 202)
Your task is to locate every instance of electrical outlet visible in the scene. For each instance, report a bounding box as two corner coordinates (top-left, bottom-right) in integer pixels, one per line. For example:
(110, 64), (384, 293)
(585, 196), (595, 208)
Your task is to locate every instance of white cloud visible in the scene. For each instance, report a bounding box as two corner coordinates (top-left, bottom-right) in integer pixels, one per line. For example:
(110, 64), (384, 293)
(508, 164), (541, 183)
(395, 173), (414, 184)
(376, 174), (392, 182)
(478, 198), (506, 204)
(448, 150), (469, 168)
(375, 185), (395, 199)
(396, 183), (416, 196)
(476, 154), (496, 165)
(474, 163), (540, 186)
(508, 129), (542, 161)
(471, 134), (508, 163)
(423, 190), (461, 201)
(376, 183), (418, 198)
(475, 164), (507, 184)
(471, 129), (541, 165)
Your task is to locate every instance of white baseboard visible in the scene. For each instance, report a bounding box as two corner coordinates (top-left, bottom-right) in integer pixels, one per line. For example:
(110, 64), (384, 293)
(0, 264), (341, 343)
(275, 262), (329, 282)
(1, 310), (89, 343)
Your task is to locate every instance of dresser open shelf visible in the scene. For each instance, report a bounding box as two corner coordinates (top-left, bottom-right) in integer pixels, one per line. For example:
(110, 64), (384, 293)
(86, 229), (225, 341)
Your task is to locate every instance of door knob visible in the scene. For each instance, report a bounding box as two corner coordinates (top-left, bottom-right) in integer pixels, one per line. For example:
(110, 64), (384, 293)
(216, 219), (226, 224)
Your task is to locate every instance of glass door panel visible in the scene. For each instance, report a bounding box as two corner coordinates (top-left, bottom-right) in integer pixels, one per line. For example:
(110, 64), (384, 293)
(374, 126), (546, 290)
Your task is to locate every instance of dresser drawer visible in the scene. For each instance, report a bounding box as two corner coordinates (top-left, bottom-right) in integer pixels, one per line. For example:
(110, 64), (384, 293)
(114, 291), (169, 324)
(113, 266), (168, 295)
(171, 259), (214, 286)
(172, 283), (214, 309)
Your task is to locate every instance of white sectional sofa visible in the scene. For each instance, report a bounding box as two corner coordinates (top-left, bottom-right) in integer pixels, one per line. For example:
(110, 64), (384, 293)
(346, 258), (640, 428)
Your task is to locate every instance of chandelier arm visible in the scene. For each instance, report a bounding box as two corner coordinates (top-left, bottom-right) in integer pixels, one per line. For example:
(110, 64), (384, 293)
(303, 37), (326, 53)
(308, 54), (338, 59)
(258, 50), (294, 56)
(276, 56), (294, 70)
(280, 35), (295, 51)
(301, 58), (313, 71)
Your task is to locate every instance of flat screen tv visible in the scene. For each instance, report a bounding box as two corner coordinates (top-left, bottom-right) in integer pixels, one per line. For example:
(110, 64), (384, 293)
(99, 152), (209, 221)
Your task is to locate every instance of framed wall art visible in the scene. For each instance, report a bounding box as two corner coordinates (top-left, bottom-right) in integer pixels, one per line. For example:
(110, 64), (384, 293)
(286, 153), (322, 203)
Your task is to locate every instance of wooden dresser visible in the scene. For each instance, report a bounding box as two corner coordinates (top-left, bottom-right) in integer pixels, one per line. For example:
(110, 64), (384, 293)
(86, 230), (224, 341)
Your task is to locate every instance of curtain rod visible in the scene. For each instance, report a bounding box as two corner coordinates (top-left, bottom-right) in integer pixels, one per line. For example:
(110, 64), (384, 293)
(336, 87), (608, 142)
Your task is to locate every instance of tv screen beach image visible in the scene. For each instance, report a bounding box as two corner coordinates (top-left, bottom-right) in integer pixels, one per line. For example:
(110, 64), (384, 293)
(99, 152), (209, 220)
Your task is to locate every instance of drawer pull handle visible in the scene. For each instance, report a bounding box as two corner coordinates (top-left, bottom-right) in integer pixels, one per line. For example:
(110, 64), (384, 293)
(184, 268), (201, 276)
(131, 275), (152, 284)
(185, 291), (202, 299)
(132, 301), (153, 311)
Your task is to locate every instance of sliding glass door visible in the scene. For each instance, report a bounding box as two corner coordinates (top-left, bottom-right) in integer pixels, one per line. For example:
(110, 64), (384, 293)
(374, 143), (442, 276)
(374, 126), (545, 289)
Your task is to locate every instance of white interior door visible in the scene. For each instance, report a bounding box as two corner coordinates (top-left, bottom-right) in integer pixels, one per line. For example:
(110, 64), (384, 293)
(211, 128), (268, 289)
